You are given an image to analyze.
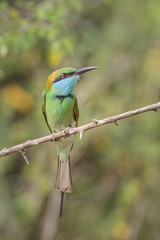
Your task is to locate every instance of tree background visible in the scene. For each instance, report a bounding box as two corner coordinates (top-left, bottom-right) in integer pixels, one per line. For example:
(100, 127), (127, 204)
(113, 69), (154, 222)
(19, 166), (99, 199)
(0, 0), (160, 239)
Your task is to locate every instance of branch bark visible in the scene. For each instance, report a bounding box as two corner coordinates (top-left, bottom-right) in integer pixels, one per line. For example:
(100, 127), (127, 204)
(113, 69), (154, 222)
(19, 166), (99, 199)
(0, 102), (160, 158)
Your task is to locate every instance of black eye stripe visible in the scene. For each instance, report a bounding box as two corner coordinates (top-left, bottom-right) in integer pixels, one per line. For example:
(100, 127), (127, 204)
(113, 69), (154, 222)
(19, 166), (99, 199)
(54, 71), (76, 83)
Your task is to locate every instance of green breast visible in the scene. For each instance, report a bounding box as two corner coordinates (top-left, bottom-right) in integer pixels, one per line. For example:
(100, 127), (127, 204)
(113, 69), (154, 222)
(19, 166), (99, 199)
(45, 92), (76, 132)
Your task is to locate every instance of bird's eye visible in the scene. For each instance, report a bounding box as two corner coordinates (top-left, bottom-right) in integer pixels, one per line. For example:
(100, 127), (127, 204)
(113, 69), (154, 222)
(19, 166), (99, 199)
(61, 73), (67, 78)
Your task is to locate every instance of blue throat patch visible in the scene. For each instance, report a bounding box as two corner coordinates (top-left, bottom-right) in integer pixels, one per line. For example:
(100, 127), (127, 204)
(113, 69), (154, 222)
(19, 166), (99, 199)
(52, 75), (80, 95)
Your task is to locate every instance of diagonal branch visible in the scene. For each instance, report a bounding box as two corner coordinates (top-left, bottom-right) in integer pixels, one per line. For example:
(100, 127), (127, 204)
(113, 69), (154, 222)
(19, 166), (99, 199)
(0, 102), (160, 158)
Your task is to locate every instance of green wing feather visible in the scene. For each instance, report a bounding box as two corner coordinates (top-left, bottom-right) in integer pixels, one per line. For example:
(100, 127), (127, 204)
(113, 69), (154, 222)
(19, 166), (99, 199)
(41, 90), (52, 133)
(73, 95), (79, 126)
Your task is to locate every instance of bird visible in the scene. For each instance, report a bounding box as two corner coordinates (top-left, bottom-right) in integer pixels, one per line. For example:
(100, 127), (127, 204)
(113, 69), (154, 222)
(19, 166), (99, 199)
(41, 66), (99, 218)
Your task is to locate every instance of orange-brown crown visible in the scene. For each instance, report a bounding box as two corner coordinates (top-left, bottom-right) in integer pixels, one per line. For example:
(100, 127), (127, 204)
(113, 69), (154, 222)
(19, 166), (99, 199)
(46, 67), (76, 91)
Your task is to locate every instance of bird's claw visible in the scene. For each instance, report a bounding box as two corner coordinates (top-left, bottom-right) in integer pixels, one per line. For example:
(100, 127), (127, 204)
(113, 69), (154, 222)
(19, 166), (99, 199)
(64, 127), (71, 136)
(51, 132), (57, 141)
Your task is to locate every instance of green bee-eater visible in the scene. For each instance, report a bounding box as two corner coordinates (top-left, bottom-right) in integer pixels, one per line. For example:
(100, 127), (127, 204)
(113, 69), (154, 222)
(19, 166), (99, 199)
(41, 66), (98, 217)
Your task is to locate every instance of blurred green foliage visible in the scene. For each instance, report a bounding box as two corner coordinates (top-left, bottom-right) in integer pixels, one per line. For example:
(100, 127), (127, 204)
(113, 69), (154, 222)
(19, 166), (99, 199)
(0, 0), (160, 239)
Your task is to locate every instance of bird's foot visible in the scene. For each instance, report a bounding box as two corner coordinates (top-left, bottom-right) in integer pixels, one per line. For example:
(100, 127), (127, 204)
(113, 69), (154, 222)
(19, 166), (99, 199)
(51, 132), (57, 142)
(64, 127), (72, 136)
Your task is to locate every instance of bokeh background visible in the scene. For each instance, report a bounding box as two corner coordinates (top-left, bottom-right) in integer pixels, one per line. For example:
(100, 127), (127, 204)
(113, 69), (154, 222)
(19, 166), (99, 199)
(0, 0), (160, 239)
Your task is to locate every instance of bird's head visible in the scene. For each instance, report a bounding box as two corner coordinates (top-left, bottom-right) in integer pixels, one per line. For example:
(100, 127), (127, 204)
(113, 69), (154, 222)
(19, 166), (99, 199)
(46, 66), (99, 94)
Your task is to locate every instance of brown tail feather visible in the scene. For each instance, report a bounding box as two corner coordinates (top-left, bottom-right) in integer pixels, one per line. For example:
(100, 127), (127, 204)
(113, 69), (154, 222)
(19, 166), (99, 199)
(55, 155), (72, 193)
(55, 156), (72, 218)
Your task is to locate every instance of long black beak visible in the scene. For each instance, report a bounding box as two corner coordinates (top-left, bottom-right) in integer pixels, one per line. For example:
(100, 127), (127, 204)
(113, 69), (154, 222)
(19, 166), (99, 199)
(75, 66), (99, 75)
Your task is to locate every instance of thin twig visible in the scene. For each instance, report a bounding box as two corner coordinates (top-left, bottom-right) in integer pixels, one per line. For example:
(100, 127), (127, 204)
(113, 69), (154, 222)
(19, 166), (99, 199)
(93, 119), (99, 124)
(79, 129), (84, 140)
(19, 149), (29, 164)
(0, 102), (159, 158)
(113, 121), (118, 126)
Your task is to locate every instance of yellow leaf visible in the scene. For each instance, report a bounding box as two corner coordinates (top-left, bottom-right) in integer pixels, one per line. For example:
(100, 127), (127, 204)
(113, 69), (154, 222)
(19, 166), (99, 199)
(46, 51), (61, 66)
(9, 7), (19, 19)
(112, 221), (132, 240)
(2, 84), (34, 114)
